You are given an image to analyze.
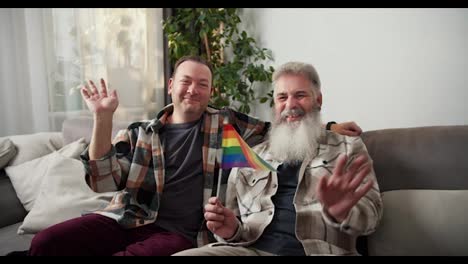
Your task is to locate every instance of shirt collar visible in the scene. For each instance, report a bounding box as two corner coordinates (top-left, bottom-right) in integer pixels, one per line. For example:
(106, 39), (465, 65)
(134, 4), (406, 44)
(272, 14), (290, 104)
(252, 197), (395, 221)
(144, 104), (220, 133)
(142, 104), (174, 133)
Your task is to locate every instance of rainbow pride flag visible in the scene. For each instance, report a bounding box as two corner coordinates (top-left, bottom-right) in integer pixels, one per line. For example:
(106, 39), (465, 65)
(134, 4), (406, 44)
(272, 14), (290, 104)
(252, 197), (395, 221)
(221, 124), (275, 171)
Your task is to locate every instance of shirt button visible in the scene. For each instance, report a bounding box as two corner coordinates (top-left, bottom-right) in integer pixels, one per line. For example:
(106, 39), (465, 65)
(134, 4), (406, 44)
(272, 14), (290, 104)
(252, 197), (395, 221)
(252, 179), (256, 184)
(269, 211), (273, 216)
(273, 184), (278, 188)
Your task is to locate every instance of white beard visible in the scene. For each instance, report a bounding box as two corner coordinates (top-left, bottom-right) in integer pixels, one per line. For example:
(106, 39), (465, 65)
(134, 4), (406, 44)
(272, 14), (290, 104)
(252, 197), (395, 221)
(269, 111), (322, 163)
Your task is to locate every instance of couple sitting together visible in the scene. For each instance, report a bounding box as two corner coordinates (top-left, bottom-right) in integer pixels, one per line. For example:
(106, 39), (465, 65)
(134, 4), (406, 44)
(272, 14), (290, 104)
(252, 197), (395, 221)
(26, 56), (382, 256)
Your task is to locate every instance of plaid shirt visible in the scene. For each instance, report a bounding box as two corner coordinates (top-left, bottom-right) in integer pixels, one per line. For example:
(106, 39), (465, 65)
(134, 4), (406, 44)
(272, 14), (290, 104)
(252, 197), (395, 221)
(214, 130), (383, 255)
(81, 104), (269, 246)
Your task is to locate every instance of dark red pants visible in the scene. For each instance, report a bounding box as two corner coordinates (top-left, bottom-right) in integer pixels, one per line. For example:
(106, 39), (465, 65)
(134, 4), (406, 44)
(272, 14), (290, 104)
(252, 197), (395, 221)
(29, 214), (193, 256)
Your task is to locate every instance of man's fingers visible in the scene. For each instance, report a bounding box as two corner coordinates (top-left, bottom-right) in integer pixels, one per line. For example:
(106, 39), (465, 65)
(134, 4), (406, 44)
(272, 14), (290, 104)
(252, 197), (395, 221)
(206, 197), (224, 214)
(204, 212), (225, 222)
(318, 175), (328, 190)
(354, 180), (374, 200)
(81, 87), (90, 99)
(316, 176), (328, 200)
(89, 80), (99, 95)
(345, 130), (360, 137)
(110, 89), (118, 100)
(208, 196), (221, 205)
(84, 83), (93, 95)
(204, 203), (216, 212)
(344, 155), (368, 182)
(333, 153), (348, 178)
(353, 123), (363, 135)
(348, 164), (371, 190)
(349, 122), (362, 132)
(206, 221), (223, 232)
(204, 203), (223, 214)
(99, 78), (108, 97)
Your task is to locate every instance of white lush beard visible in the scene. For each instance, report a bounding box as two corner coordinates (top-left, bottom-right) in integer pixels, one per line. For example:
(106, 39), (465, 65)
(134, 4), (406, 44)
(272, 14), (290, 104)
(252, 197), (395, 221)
(269, 111), (322, 163)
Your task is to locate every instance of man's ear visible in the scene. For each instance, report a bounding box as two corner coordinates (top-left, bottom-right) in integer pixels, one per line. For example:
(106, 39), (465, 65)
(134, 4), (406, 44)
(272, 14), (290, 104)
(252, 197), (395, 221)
(317, 92), (323, 109)
(168, 78), (174, 95)
(210, 86), (215, 96)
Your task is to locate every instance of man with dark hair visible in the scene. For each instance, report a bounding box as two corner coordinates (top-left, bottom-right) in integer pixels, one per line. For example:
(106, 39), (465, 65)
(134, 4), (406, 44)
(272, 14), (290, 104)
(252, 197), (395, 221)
(28, 56), (362, 255)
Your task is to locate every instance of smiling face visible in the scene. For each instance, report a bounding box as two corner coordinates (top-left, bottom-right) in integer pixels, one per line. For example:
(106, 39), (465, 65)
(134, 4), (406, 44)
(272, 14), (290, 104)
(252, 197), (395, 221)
(270, 72), (323, 162)
(273, 73), (322, 125)
(168, 60), (212, 123)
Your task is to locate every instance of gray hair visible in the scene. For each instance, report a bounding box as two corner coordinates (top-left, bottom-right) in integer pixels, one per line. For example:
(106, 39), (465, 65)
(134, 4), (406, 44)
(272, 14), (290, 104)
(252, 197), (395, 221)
(272, 62), (321, 94)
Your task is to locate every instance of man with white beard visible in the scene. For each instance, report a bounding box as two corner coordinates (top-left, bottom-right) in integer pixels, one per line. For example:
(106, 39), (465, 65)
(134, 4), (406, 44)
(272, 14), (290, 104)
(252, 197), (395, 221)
(174, 61), (383, 256)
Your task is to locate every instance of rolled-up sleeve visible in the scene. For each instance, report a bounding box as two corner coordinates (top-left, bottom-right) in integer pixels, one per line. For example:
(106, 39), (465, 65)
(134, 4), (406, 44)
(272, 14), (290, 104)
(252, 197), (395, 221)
(81, 146), (119, 192)
(80, 129), (133, 192)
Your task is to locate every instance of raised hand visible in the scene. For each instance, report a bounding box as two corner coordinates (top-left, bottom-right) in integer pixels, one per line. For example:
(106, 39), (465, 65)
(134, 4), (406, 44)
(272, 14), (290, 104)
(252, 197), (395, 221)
(331, 121), (362, 136)
(316, 153), (374, 223)
(80, 79), (119, 115)
(204, 197), (239, 239)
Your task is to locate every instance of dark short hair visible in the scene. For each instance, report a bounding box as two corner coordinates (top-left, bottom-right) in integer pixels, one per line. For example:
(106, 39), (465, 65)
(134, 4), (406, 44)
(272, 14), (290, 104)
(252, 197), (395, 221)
(172, 55), (213, 79)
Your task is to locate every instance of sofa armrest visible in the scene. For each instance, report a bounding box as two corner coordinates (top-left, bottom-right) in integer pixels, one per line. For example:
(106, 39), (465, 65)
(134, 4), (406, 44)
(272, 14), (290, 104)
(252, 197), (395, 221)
(0, 169), (27, 228)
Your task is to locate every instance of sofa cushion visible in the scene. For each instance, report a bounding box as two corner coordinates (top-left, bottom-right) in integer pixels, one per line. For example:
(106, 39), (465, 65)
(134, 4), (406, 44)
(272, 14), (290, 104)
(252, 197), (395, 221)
(5, 139), (87, 211)
(0, 170), (27, 228)
(367, 190), (468, 256)
(0, 138), (17, 169)
(362, 125), (468, 192)
(18, 151), (115, 235)
(1, 132), (63, 166)
(0, 222), (34, 256)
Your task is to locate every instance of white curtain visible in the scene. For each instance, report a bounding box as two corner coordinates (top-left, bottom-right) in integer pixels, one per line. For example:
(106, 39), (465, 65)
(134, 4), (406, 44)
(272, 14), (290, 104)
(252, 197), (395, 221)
(0, 9), (50, 136)
(0, 8), (166, 137)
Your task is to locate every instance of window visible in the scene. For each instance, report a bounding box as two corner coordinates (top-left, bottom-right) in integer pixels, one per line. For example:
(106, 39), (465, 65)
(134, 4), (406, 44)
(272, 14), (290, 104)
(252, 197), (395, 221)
(44, 8), (165, 130)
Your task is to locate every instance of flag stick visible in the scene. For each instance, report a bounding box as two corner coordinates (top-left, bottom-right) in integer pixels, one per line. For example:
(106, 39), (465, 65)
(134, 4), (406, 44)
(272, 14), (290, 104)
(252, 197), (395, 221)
(216, 117), (229, 198)
(216, 167), (223, 198)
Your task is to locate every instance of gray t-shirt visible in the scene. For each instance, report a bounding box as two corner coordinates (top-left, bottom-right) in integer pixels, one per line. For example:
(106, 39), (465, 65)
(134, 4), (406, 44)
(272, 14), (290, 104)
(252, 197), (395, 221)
(154, 118), (204, 245)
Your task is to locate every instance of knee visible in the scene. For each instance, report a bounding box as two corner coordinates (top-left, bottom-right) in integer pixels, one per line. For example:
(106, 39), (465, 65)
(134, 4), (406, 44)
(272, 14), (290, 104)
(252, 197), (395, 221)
(29, 229), (56, 256)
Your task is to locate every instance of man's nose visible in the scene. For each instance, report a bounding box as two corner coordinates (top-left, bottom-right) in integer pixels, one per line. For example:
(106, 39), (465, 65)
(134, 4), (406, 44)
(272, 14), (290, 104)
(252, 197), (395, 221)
(285, 97), (299, 110)
(187, 83), (199, 95)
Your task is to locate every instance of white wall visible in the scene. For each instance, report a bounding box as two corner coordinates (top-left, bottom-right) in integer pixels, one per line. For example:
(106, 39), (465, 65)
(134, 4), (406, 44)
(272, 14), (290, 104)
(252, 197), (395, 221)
(241, 8), (468, 131)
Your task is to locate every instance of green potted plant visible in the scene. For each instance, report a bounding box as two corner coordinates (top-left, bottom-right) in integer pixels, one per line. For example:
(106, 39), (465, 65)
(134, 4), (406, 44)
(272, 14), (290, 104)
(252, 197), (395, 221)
(163, 8), (275, 114)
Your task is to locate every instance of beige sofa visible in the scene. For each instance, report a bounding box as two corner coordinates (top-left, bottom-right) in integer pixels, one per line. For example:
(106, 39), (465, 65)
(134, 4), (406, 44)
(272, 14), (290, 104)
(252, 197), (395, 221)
(0, 121), (467, 256)
(0, 118), (127, 256)
(359, 125), (468, 256)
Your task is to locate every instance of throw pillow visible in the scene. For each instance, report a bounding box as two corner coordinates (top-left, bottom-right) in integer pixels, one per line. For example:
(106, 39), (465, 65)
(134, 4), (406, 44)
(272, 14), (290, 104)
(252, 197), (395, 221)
(5, 138), (87, 211)
(2, 132), (63, 166)
(18, 152), (114, 235)
(0, 138), (17, 169)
